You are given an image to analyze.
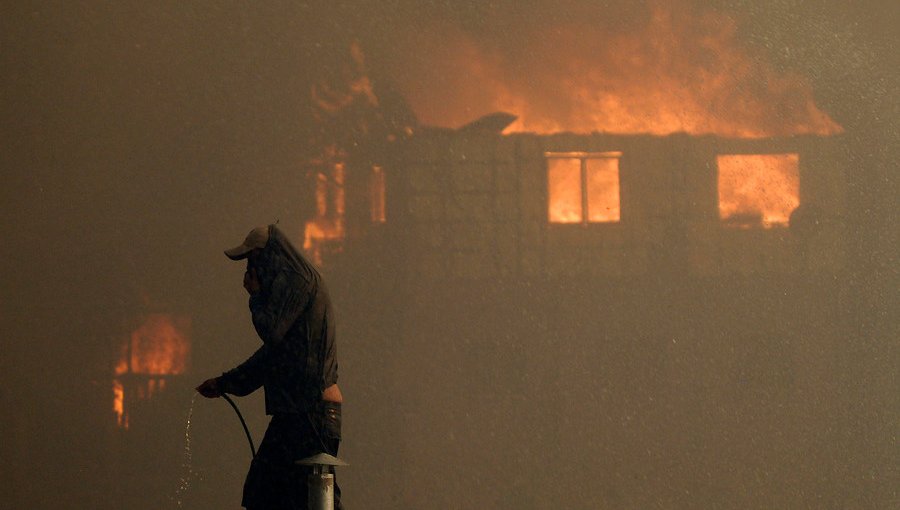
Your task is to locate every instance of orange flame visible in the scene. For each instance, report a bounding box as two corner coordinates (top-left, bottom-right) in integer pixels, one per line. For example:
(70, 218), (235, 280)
(718, 154), (799, 228)
(548, 158), (585, 223)
(548, 154), (621, 223)
(124, 314), (191, 375)
(113, 314), (191, 428)
(391, 3), (841, 137)
(304, 160), (346, 265)
(113, 380), (126, 429)
(311, 41), (379, 113)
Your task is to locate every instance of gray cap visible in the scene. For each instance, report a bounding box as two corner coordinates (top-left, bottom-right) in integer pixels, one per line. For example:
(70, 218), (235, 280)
(224, 225), (269, 260)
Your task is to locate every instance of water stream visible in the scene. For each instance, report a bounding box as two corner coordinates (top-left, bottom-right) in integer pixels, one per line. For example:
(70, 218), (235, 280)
(172, 393), (200, 508)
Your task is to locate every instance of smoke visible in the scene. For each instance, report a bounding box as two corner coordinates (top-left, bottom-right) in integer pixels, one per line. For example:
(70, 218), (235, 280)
(0, 1), (895, 508)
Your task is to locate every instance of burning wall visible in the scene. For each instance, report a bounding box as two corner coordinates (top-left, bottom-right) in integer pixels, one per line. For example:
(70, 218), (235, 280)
(334, 128), (851, 509)
(371, 130), (847, 280)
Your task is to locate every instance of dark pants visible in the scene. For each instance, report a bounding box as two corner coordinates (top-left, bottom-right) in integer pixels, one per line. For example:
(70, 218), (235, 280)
(243, 402), (343, 510)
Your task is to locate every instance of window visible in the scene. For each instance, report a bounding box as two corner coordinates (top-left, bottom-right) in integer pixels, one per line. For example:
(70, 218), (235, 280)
(113, 314), (191, 429)
(717, 154), (799, 229)
(303, 162), (346, 265)
(546, 152), (621, 224)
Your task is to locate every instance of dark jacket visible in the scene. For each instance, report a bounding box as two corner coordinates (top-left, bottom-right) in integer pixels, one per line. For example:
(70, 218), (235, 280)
(219, 225), (338, 415)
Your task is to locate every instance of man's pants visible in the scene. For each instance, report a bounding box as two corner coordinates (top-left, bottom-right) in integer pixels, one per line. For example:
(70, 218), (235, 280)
(243, 402), (342, 510)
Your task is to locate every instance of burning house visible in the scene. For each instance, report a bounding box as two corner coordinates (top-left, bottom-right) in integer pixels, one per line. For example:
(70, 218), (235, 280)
(293, 6), (865, 507)
(2, 1), (894, 509)
(348, 126), (847, 278)
(308, 122), (854, 507)
(304, 3), (848, 278)
(295, 96), (856, 505)
(60, 3), (885, 509)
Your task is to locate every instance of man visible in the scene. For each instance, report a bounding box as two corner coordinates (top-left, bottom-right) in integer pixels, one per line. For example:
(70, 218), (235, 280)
(196, 224), (343, 510)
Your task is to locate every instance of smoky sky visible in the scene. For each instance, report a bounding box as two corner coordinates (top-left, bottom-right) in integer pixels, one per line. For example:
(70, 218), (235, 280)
(0, 1), (897, 508)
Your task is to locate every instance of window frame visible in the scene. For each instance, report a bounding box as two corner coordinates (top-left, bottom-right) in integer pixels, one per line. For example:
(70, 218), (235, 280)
(545, 151), (623, 225)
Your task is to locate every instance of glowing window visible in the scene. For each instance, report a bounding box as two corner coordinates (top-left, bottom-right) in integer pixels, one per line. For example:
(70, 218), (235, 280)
(303, 162), (346, 265)
(113, 314), (191, 429)
(718, 154), (799, 229)
(547, 152), (621, 224)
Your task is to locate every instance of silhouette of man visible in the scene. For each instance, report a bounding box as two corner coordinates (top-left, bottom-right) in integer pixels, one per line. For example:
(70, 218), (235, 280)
(197, 224), (343, 510)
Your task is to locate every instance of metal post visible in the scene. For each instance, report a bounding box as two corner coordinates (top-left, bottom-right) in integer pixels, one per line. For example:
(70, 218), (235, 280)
(296, 453), (348, 510)
(307, 465), (334, 510)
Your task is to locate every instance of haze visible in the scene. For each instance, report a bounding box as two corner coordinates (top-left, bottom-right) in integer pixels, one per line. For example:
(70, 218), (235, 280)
(1, 1), (897, 508)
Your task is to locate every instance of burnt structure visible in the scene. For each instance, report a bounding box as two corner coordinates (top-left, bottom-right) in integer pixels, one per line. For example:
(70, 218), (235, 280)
(378, 130), (847, 277)
(319, 127), (859, 508)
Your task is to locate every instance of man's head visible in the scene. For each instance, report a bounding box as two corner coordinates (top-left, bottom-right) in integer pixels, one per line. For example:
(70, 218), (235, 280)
(226, 226), (271, 295)
(224, 225), (270, 261)
(225, 224), (316, 293)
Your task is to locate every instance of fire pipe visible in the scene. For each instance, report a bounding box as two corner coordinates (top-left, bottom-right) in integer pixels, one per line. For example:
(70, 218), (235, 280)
(222, 394), (256, 457)
(296, 453), (348, 510)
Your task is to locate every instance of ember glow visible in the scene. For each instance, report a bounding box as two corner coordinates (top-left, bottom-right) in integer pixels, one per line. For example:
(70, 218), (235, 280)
(718, 154), (800, 228)
(113, 314), (191, 428)
(392, 3), (841, 138)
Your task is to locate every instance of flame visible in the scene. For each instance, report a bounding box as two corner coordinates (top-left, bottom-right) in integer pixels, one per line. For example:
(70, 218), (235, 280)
(125, 314), (191, 375)
(391, 2), (841, 137)
(113, 380), (126, 429)
(311, 41), (379, 114)
(548, 158), (584, 223)
(718, 154), (799, 228)
(113, 314), (191, 428)
(304, 159), (346, 266)
(586, 158), (621, 222)
(304, 40), (390, 267)
(385, 3), (826, 231)
(114, 341), (129, 375)
(548, 154), (621, 223)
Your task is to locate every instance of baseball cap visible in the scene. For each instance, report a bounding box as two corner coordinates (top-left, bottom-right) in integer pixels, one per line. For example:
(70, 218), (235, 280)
(224, 225), (270, 260)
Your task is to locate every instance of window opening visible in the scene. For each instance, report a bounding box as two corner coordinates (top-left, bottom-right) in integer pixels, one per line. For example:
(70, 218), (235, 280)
(717, 153), (799, 229)
(546, 151), (621, 224)
(303, 161), (346, 265)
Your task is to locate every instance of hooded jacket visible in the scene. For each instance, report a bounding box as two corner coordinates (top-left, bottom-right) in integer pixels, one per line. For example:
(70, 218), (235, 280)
(218, 225), (338, 415)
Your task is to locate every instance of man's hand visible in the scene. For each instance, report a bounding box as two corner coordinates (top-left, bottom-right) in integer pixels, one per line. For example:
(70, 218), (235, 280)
(243, 268), (261, 295)
(196, 378), (223, 398)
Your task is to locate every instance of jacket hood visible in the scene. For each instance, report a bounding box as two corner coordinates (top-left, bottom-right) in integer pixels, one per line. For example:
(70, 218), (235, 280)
(252, 224), (319, 292)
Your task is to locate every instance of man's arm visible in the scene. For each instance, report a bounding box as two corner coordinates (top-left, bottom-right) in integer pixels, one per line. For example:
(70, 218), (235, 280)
(216, 346), (267, 396)
(196, 346), (266, 398)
